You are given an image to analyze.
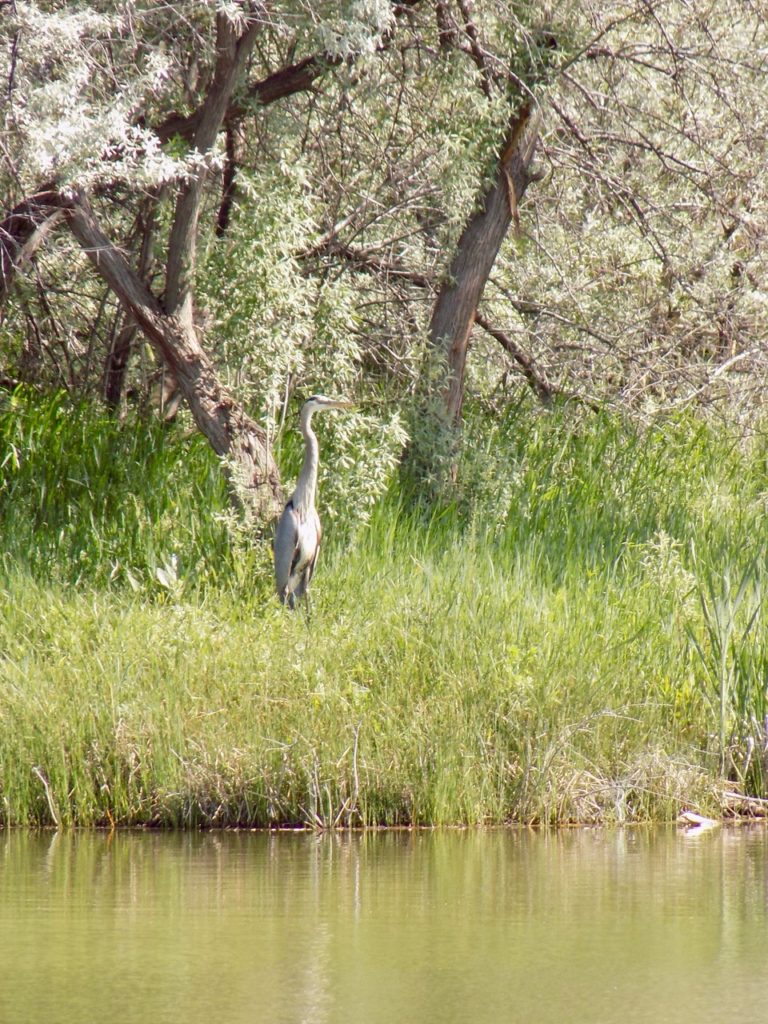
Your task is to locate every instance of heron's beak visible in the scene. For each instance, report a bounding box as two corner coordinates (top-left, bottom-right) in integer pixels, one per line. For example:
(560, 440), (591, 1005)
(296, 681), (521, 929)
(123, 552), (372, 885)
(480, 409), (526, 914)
(331, 400), (356, 410)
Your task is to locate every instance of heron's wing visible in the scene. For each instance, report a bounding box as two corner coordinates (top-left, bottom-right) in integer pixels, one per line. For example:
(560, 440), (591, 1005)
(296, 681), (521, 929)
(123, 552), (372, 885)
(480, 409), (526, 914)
(274, 502), (300, 601)
(294, 512), (322, 598)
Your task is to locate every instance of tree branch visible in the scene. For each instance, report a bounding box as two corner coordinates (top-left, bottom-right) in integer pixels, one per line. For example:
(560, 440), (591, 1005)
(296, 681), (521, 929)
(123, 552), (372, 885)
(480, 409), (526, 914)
(428, 98), (540, 424)
(155, 3), (423, 145)
(456, 0), (494, 100)
(165, 7), (264, 322)
(473, 312), (554, 405)
(301, 238), (433, 290)
(0, 186), (63, 306)
(156, 52), (342, 144)
(64, 189), (283, 518)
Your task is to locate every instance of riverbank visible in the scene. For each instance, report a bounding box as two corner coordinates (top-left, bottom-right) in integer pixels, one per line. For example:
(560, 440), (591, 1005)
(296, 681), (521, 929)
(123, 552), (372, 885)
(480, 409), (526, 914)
(1, 399), (767, 827)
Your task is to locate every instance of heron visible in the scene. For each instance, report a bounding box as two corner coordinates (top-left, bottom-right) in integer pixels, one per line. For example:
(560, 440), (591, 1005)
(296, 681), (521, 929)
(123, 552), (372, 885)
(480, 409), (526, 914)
(274, 394), (355, 608)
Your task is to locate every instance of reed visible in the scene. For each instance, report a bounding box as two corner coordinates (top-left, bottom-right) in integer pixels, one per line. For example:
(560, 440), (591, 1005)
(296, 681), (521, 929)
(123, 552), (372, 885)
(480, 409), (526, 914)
(1, 392), (767, 826)
(0, 389), (233, 588)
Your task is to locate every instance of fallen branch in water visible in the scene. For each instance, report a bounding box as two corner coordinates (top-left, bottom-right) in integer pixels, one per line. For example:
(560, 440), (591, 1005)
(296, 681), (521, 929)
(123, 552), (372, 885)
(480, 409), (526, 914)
(722, 790), (768, 817)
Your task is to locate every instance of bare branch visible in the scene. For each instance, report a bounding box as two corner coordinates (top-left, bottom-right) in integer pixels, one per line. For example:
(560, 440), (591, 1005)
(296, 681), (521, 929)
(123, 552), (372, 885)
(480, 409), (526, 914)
(64, 189), (283, 519)
(456, 0), (493, 100)
(0, 186), (64, 307)
(474, 311), (554, 405)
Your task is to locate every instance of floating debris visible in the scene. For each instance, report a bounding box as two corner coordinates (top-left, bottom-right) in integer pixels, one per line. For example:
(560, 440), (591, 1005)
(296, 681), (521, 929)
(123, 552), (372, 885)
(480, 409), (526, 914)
(678, 809), (720, 835)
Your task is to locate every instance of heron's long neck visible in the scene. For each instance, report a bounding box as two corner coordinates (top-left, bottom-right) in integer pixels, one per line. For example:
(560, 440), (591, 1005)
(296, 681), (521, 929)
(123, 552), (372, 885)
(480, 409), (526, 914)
(292, 411), (319, 514)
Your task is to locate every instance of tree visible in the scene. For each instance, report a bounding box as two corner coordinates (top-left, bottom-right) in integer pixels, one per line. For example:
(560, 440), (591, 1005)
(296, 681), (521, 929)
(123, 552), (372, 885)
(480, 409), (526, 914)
(410, 0), (768, 471)
(2, 0), (767, 522)
(473, 0), (768, 419)
(422, 6), (556, 428)
(65, 7), (286, 520)
(0, 1), (403, 519)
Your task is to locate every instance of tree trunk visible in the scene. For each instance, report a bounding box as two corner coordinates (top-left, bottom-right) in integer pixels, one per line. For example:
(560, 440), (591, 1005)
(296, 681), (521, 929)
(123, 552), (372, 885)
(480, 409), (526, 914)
(165, 10), (261, 327)
(69, 7), (283, 522)
(65, 192), (283, 520)
(103, 192), (162, 410)
(103, 320), (136, 410)
(429, 103), (540, 424)
(0, 10), (290, 523)
(216, 125), (240, 237)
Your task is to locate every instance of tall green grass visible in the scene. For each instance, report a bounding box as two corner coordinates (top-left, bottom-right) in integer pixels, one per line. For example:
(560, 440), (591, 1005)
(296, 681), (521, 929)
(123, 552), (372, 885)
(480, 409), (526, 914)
(0, 388), (237, 590)
(1, 391), (767, 826)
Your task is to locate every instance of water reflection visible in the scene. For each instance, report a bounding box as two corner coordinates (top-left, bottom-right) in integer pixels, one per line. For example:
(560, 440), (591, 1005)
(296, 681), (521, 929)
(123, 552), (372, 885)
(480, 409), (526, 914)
(1, 827), (768, 1023)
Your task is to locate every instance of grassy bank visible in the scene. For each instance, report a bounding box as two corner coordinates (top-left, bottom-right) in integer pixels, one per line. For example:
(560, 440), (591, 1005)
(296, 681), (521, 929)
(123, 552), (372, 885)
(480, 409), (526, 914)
(1, 393), (767, 827)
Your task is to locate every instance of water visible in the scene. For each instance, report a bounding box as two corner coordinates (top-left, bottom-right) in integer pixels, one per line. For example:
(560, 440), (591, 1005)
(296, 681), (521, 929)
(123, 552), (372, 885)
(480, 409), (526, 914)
(1, 826), (767, 1024)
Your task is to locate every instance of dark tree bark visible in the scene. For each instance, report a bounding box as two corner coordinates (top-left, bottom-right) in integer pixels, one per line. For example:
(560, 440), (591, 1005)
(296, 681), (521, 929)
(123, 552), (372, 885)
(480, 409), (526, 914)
(67, 7), (284, 520)
(0, 10), (346, 522)
(103, 320), (135, 410)
(0, 6), (418, 311)
(65, 192), (283, 520)
(0, 4), (428, 519)
(153, 2), (420, 145)
(165, 12), (261, 324)
(155, 52), (344, 146)
(216, 124), (239, 237)
(473, 311), (554, 406)
(103, 192), (163, 410)
(0, 186), (63, 307)
(428, 102), (540, 425)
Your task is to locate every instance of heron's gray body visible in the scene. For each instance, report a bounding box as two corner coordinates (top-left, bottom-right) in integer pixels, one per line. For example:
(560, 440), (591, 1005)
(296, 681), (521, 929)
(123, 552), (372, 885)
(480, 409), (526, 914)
(274, 500), (321, 608)
(274, 395), (353, 607)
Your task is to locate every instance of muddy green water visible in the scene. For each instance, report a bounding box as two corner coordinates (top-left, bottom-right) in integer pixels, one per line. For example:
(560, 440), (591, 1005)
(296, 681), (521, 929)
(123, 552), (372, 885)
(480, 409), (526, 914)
(1, 826), (767, 1023)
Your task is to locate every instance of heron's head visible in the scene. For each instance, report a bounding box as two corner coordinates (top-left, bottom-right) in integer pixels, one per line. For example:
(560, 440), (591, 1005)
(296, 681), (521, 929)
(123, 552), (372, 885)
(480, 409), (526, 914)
(301, 395), (356, 417)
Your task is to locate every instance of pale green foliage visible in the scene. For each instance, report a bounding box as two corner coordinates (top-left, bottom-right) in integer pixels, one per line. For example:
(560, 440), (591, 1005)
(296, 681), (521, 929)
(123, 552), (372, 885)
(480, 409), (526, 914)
(471, 0), (768, 415)
(636, 531), (696, 607)
(3, 0), (401, 193)
(198, 164), (408, 520)
(313, 409), (409, 529)
(311, 0), (395, 57)
(200, 165), (318, 408)
(271, 401), (409, 532)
